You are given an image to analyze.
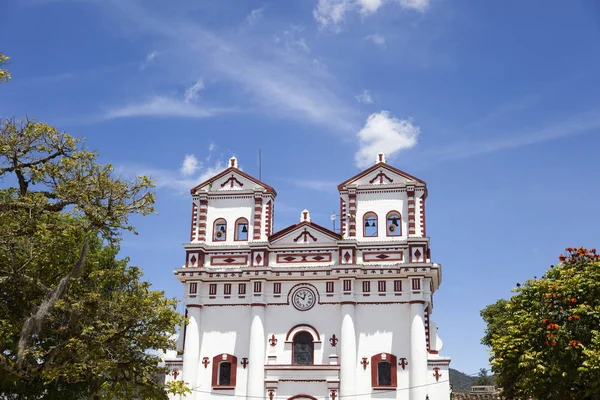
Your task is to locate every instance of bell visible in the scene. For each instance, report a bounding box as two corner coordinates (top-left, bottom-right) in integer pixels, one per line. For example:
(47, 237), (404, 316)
(365, 221), (371, 227)
(220, 225), (226, 232)
(241, 225), (248, 233)
(392, 218), (398, 226)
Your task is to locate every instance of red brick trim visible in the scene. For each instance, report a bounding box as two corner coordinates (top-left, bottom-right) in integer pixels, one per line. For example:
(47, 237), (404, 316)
(385, 210), (402, 237)
(211, 353), (237, 388)
(253, 197), (263, 240)
(348, 193), (356, 237)
(363, 211), (379, 238)
(197, 199), (208, 241)
(371, 353), (397, 388)
(190, 202), (198, 241)
(234, 217), (249, 241)
(420, 194), (426, 237)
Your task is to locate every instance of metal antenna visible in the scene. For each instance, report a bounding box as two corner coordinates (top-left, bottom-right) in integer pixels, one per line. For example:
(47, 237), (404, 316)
(258, 148), (262, 181)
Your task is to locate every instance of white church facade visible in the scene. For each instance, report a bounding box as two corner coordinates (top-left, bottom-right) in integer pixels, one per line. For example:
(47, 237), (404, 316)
(164, 153), (451, 400)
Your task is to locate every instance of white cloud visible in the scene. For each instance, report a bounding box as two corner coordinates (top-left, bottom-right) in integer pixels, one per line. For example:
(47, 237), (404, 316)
(184, 78), (205, 103)
(281, 25), (311, 54)
(245, 7), (264, 27)
(354, 111), (419, 168)
(104, 96), (228, 120)
(119, 157), (227, 194)
(355, 90), (374, 104)
(180, 154), (200, 176)
(102, 0), (357, 132)
(139, 50), (158, 70)
(314, 0), (429, 30)
(364, 33), (386, 47)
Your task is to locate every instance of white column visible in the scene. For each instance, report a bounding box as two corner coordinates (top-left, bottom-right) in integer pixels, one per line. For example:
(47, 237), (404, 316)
(182, 305), (201, 400)
(247, 305), (266, 399)
(409, 302), (428, 400)
(340, 303), (357, 398)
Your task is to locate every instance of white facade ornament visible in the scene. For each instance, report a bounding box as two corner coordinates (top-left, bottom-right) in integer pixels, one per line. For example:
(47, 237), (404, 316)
(166, 156), (451, 400)
(301, 209), (311, 222)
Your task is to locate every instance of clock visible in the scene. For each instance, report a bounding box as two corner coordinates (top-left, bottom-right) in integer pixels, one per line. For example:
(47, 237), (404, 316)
(291, 287), (316, 311)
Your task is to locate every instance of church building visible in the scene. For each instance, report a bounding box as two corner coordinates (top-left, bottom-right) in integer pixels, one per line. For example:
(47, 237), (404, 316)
(164, 153), (451, 400)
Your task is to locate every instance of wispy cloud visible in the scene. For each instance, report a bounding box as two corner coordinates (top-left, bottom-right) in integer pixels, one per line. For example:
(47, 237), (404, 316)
(101, 0), (357, 132)
(184, 78), (205, 103)
(355, 90), (374, 104)
(119, 145), (226, 194)
(139, 50), (158, 71)
(314, 0), (429, 31)
(428, 111), (600, 162)
(355, 111), (419, 168)
(245, 7), (264, 27)
(104, 95), (229, 120)
(364, 33), (386, 47)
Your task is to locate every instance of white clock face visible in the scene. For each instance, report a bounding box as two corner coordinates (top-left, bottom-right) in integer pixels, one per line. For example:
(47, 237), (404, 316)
(292, 287), (316, 311)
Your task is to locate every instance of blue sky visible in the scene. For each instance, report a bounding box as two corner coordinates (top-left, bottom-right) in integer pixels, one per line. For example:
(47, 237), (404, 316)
(2, 0), (600, 375)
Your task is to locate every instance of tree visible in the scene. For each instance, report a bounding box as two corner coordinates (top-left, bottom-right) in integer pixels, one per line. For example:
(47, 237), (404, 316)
(473, 368), (493, 386)
(0, 52), (10, 83)
(0, 118), (188, 398)
(481, 248), (600, 400)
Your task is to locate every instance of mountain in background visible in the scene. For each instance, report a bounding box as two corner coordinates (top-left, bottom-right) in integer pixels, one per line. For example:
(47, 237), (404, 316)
(449, 368), (477, 392)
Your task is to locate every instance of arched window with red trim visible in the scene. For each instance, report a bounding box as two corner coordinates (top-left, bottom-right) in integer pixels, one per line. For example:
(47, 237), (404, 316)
(234, 218), (249, 241)
(386, 211), (401, 237)
(213, 218), (227, 241)
(212, 353), (237, 389)
(371, 353), (397, 389)
(292, 331), (314, 365)
(363, 212), (378, 237)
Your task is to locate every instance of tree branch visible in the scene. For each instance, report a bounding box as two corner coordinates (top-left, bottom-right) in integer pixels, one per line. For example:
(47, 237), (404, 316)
(17, 237), (89, 367)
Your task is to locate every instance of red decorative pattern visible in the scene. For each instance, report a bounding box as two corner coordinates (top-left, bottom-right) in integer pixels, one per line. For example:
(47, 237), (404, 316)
(210, 255), (249, 266)
(363, 251), (403, 262)
(276, 253), (332, 263)
(369, 170), (394, 184)
(293, 229), (318, 243)
(433, 367), (442, 382)
(220, 174), (244, 188)
(399, 358), (408, 370)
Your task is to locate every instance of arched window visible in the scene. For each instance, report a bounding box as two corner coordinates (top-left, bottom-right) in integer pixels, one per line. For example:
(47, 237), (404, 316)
(386, 211), (401, 237)
(212, 353), (237, 389)
(213, 219), (227, 241)
(371, 353), (397, 389)
(363, 212), (378, 237)
(292, 331), (314, 365)
(235, 218), (249, 241)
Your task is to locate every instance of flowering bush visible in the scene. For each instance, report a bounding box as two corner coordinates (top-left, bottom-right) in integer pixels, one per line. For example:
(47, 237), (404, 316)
(481, 248), (600, 400)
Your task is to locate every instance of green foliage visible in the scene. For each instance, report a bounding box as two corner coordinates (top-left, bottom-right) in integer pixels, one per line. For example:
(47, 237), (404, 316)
(473, 368), (494, 386)
(449, 368), (477, 392)
(0, 121), (187, 399)
(481, 248), (600, 400)
(0, 52), (10, 83)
